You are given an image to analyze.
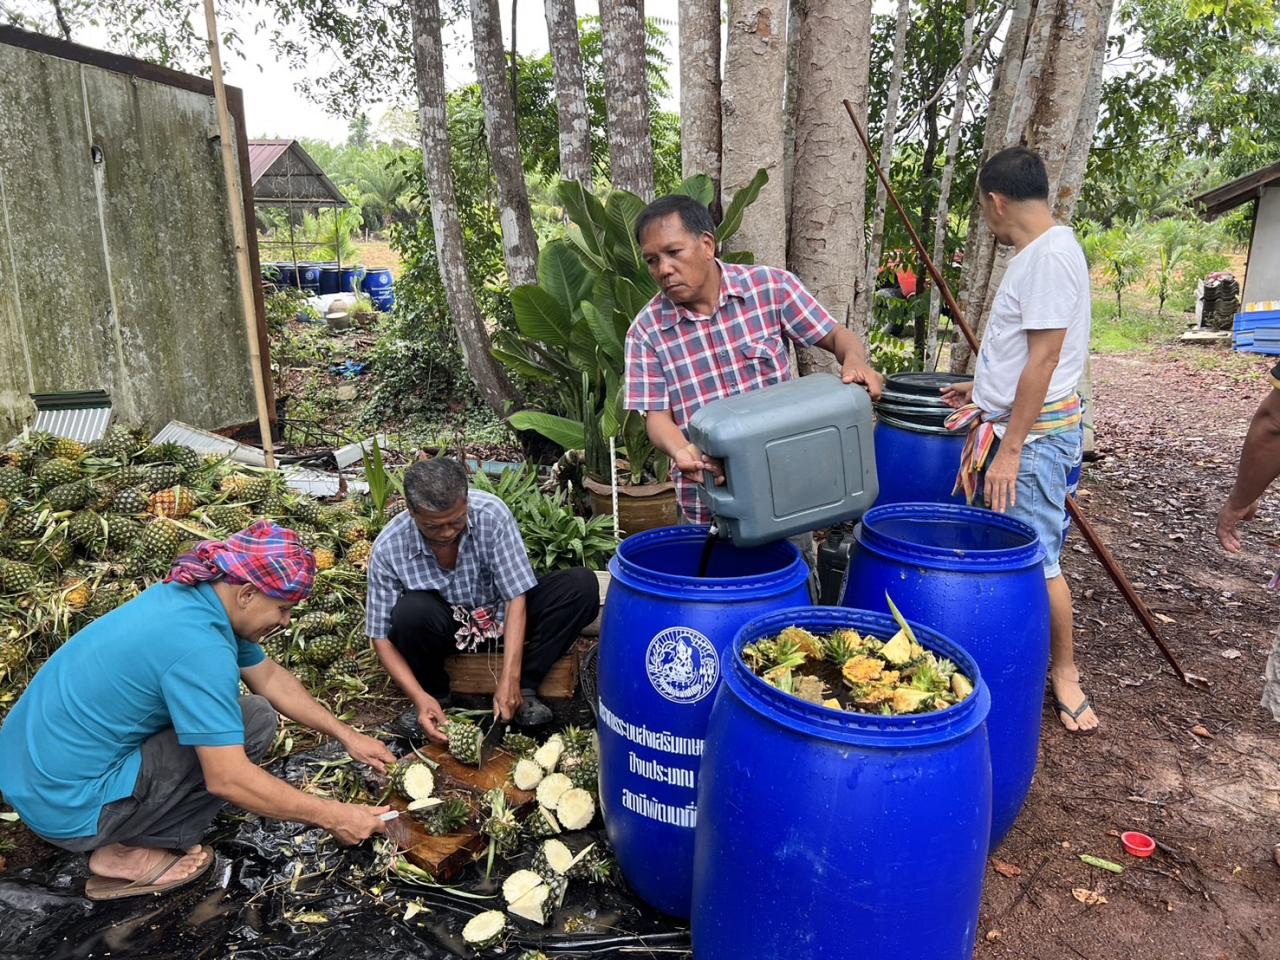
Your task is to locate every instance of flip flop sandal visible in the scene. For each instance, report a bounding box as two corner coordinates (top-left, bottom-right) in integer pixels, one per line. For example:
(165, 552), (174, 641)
(84, 845), (214, 901)
(1055, 697), (1098, 737)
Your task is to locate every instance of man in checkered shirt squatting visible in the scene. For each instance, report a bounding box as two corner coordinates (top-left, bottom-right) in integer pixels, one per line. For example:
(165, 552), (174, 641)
(367, 458), (599, 739)
(623, 194), (885, 559)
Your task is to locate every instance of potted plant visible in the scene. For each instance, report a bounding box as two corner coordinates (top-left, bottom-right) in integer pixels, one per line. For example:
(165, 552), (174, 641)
(493, 171), (767, 536)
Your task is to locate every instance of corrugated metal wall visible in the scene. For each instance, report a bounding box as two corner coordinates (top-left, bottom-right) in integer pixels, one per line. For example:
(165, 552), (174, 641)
(0, 40), (258, 438)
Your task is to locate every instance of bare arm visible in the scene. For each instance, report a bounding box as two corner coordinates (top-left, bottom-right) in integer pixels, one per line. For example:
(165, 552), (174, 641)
(1217, 389), (1280, 552)
(983, 327), (1067, 513)
(814, 327), (884, 400)
(495, 594), (527, 721)
(242, 658), (394, 771)
(196, 743), (389, 845)
(371, 637), (448, 742)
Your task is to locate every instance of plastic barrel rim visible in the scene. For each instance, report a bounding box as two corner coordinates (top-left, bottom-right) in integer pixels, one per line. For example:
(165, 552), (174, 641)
(857, 501), (1045, 569)
(611, 524), (809, 599)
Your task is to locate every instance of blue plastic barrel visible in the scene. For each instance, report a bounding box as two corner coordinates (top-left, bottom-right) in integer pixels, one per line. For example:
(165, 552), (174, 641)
(693, 606), (991, 960)
(277, 264), (297, 290)
(362, 267), (395, 311)
(340, 265), (366, 293)
(319, 263), (341, 295)
(873, 371), (971, 505)
(596, 525), (810, 918)
(842, 503), (1048, 847)
(296, 263), (321, 294)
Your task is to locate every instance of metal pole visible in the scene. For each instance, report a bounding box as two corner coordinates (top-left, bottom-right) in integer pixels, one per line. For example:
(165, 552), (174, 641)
(842, 99), (1197, 686)
(204, 0), (276, 468)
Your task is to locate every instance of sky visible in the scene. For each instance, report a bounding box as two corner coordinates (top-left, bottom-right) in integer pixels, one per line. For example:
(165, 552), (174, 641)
(232, 1), (683, 143)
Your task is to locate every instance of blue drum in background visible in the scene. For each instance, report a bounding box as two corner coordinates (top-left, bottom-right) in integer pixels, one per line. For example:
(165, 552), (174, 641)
(340, 265), (366, 293)
(319, 263), (341, 295)
(362, 267), (395, 311)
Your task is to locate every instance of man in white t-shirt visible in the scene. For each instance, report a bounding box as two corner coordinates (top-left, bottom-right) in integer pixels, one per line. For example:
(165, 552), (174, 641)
(942, 146), (1096, 734)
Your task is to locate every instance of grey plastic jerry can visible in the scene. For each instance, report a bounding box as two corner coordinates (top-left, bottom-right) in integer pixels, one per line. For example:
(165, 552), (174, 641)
(687, 373), (879, 547)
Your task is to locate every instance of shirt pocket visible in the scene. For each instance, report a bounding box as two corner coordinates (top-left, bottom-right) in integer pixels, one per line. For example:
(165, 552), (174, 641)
(740, 337), (786, 375)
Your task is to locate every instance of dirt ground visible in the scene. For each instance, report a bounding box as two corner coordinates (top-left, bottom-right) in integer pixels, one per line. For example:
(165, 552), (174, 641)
(974, 345), (1280, 960)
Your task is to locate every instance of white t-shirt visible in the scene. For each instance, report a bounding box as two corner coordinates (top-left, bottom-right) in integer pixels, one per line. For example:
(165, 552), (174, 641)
(971, 225), (1091, 434)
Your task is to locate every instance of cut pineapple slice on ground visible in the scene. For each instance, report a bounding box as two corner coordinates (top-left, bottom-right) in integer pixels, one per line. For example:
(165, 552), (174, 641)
(533, 838), (575, 877)
(535, 772), (572, 810)
(524, 805), (561, 838)
(533, 735), (564, 773)
(502, 869), (544, 906)
(555, 787), (596, 830)
(461, 910), (508, 949)
(512, 757), (545, 791)
(508, 883), (552, 925)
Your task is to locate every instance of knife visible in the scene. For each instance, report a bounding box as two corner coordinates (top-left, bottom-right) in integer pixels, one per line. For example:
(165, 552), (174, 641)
(478, 715), (509, 767)
(380, 809), (415, 849)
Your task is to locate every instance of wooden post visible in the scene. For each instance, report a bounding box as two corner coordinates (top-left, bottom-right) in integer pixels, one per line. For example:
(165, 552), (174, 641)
(203, 0), (277, 468)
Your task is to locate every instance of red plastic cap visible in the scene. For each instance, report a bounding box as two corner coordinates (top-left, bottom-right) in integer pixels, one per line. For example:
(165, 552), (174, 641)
(1120, 831), (1156, 858)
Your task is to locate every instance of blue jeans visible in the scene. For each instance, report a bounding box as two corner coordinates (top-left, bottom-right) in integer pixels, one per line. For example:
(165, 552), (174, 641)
(997, 430), (1083, 580)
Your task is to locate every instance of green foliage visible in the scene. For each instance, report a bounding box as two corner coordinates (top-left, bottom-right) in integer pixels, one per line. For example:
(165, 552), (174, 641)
(1144, 218), (1195, 317)
(470, 468), (616, 573)
(1080, 221), (1148, 320)
(496, 172), (767, 484)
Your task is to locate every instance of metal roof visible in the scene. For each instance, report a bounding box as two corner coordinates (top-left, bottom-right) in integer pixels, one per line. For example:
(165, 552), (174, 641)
(1193, 161), (1280, 220)
(248, 139), (349, 208)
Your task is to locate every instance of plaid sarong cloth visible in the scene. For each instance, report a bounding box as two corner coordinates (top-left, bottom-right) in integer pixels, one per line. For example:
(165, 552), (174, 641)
(452, 604), (503, 653)
(165, 519), (316, 602)
(945, 393), (1083, 504)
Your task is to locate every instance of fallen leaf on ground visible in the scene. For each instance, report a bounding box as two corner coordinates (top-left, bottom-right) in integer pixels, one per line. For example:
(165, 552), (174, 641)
(1191, 724), (1213, 738)
(986, 929), (1003, 941)
(1221, 649), (1241, 660)
(992, 860), (1023, 878)
(1154, 612), (1176, 624)
(1072, 888), (1108, 905)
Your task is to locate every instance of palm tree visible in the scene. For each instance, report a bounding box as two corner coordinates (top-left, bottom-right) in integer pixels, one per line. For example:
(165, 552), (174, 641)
(352, 158), (410, 232)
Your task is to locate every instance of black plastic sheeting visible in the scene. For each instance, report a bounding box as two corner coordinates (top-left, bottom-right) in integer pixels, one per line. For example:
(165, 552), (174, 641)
(0, 742), (690, 960)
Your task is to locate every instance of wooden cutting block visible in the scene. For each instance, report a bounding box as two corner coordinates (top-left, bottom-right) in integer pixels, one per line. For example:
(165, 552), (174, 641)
(391, 741), (535, 880)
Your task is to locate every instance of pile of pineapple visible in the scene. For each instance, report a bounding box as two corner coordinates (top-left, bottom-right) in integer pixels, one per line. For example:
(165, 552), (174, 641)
(0, 426), (396, 711)
(384, 724), (610, 947)
(743, 606), (975, 716)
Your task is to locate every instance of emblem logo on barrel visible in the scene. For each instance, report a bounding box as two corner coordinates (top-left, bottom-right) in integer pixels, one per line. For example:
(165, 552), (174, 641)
(645, 627), (719, 704)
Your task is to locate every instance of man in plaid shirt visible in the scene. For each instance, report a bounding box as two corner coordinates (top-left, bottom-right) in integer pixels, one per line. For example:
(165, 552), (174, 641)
(367, 458), (598, 739)
(624, 194), (883, 529)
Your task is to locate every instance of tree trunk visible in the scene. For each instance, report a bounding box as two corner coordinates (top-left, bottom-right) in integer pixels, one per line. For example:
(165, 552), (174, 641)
(952, 0), (1106, 374)
(722, 1), (788, 266)
(915, 9), (945, 367)
(544, 0), (593, 188)
(859, 0), (911, 336)
(1055, 0), (1115, 222)
(925, 0), (978, 370)
(787, 0), (872, 377)
(679, 0), (722, 198)
(411, 0), (523, 417)
(599, 0), (655, 199)
(470, 0), (539, 287)
(782, 0), (801, 227)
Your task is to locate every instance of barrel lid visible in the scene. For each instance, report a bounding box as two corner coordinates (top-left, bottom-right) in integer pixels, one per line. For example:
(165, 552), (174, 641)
(884, 372), (972, 396)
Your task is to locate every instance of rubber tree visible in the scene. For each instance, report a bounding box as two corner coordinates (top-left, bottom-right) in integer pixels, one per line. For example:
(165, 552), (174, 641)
(543, 0), (593, 188)
(470, 0), (539, 287)
(951, 0), (1111, 373)
(721, 1), (788, 266)
(410, 0), (523, 417)
(786, 0), (873, 374)
(599, 0), (656, 199)
(678, 0), (723, 203)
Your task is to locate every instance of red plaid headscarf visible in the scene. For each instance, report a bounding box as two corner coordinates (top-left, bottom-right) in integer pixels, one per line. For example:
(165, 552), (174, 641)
(165, 519), (316, 602)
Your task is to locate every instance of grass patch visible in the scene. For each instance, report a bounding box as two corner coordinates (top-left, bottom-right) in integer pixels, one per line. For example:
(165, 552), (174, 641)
(1090, 302), (1189, 353)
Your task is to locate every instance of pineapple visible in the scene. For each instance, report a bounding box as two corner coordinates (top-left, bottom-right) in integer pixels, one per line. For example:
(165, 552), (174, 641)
(480, 787), (520, 855)
(442, 715), (483, 766)
(219, 472), (253, 496)
(51, 437), (85, 461)
(461, 911), (507, 951)
(67, 509), (106, 548)
(345, 540), (372, 568)
(313, 546), (337, 571)
(143, 464), (181, 493)
(339, 520), (368, 544)
(2, 447), (33, 472)
(295, 611), (341, 637)
(167, 445), (202, 477)
(110, 465), (149, 490)
(260, 492), (288, 517)
(46, 480), (90, 513)
(5, 509), (46, 541)
(104, 515), (141, 552)
(559, 728), (599, 794)
(523, 805), (561, 839)
(303, 633), (345, 666)
(240, 475), (273, 504)
(503, 731), (539, 759)
(0, 558), (38, 593)
(512, 757), (545, 792)
(96, 426), (142, 461)
(554, 787), (596, 831)
(325, 656), (360, 680)
(0, 466), (31, 499)
(420, 796), (470, 836)
(289, 496), (324, 525)
(203, 503), (254, 532)
(148, 485), (198, 518)
(35, 457), (80, 490)
(823, 628), (863, 665)
(533, 735), (565, 774)
(530, 838), (576, 880)
(111, 486), (150, 515)
(136, 519), (182, 567)
(0, 636), (27, 680)
(64, 577), (91, 612)
(535, 772), (572, 810)
(504, 871), (554, 926)
(31, 537), (74, 570)
(388, 760), (437, 802)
